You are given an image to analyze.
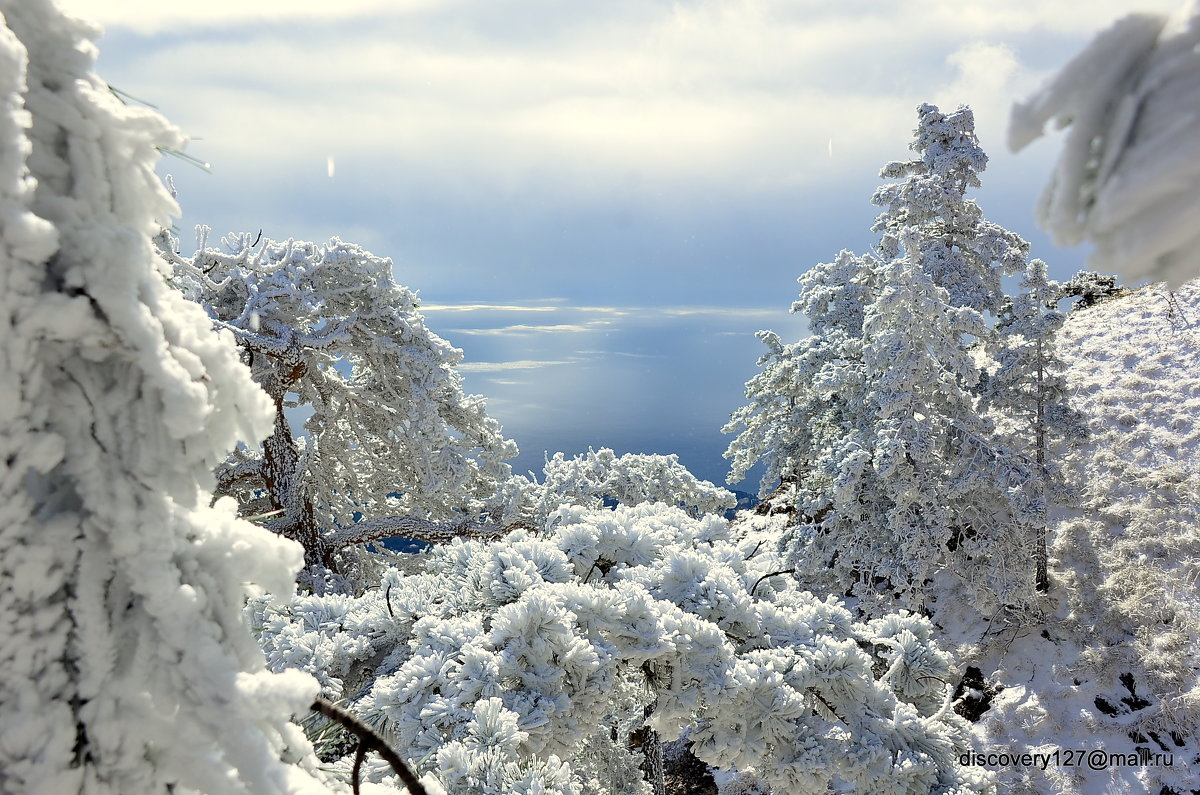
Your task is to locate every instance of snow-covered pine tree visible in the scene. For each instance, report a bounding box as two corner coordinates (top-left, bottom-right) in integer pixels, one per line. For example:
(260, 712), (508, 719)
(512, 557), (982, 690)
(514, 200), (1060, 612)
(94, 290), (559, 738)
(1057, 269), (1128, 311)
(0, 2), (335, 791)
(981, 259), (1086, 592)
(724, 249), (878, 504)
(852, 230), (994, 602)
(727, 104), (1046, 614)
(165, 231), (519, 580)
(872, 104), (1030, 318)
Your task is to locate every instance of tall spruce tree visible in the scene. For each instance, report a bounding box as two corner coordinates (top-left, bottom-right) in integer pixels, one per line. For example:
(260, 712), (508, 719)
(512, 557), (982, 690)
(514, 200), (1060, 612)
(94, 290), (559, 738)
(726, 104), (1051, 614)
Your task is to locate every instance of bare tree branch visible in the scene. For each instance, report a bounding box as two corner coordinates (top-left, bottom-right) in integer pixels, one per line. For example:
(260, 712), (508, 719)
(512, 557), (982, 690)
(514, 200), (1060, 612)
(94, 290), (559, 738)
(750, 569), (795, 598)
(310, 697), (428, 795)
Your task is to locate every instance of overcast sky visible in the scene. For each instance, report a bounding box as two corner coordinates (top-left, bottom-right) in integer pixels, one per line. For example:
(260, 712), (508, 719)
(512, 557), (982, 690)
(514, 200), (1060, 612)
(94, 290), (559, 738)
(60, 0), (1179, 488)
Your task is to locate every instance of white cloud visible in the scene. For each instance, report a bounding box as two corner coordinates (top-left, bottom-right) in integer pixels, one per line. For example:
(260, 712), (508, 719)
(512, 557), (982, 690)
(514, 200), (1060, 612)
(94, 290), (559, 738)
(932, 42), (1028, 148)
(451, 321), (613, 335)
(458, 359), (576, 372)
(421, 303), (560, 313)
(659, 307), (783, 318)
(88, 0), (1177, 208)
(64, 0), (457, 33)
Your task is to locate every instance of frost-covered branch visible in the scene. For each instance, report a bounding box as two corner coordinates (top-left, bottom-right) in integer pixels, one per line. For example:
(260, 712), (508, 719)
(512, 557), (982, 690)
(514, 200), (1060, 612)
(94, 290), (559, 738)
(1009, 2), (1200, 287)
(0, 3), (333, 790)
(510, 447), (735, 527)
(251, 504), (993, 794)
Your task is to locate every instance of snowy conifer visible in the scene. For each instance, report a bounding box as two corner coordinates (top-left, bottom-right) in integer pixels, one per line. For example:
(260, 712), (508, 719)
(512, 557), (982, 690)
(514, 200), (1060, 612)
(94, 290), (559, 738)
(1057, 269), (1128, 311)
(873, 104), (1029, 316)
(724, 249), (878, 501)
(981, 259), (1086, 591)
(166, 232), (518, 577)
(728, 105), (1050, 614)
(0, 2), (332, 791)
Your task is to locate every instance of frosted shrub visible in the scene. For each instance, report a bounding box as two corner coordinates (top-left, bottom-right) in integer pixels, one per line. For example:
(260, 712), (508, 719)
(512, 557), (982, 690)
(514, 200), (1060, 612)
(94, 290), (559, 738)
(509, 446), (736, 526)
(255, 503), (993, 794)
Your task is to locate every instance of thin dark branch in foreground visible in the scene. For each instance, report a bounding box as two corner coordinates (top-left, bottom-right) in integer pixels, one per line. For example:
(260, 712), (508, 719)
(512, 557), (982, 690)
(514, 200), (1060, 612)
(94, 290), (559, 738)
(806, 686), (845, 723)
(352, 743), (366, 795)
(750, 569), (795, 597)
(743, 540), (764, 561)
(310, 697), (428, 795)
(582, 560), (599, 584)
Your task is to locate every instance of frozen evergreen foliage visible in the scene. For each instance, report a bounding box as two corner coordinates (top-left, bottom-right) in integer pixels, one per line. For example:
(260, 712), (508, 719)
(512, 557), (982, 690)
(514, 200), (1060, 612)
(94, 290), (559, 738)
(980, 260), (1087, 590)
(872, 104), (1029, 316)
(724, 250), (878, 498)
(253, 504), (993, 794)
(1009, 0), (1200, 287)
(508, 447), (736, 525)
(0, 1), (334, 792)
(165, 231), (518, 573)
(726, 104), (1058, 614)
(1057, 269), (1128, 311)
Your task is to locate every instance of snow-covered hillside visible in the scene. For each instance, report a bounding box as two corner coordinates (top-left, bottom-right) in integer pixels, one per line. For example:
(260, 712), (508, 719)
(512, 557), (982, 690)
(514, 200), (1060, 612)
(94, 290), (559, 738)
(953, 281), (1200, 795)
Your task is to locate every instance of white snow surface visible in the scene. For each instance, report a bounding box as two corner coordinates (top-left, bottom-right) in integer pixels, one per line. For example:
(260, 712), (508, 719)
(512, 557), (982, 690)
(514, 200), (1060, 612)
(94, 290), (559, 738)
(947, 281), (1200, 794)
(0, 2), (333, 792)
(1010, 0), (1200, 288)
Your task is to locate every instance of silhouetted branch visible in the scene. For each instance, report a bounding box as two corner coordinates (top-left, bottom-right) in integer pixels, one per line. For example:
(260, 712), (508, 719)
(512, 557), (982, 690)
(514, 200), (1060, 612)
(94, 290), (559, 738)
(750, 569), (795, 597)
(310, 697), (428, 795)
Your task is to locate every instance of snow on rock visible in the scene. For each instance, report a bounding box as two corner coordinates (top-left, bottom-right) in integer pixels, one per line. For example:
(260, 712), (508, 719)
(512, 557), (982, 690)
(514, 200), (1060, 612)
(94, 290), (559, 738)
(0, 1), (332, 792)
(954, 282), (1200, 794)
(1009, 1), (1200, 287)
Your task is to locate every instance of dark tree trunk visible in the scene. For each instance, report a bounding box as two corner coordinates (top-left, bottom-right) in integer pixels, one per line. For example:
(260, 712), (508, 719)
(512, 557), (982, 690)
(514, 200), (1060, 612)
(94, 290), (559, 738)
(1034, 336), (1049, 593)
